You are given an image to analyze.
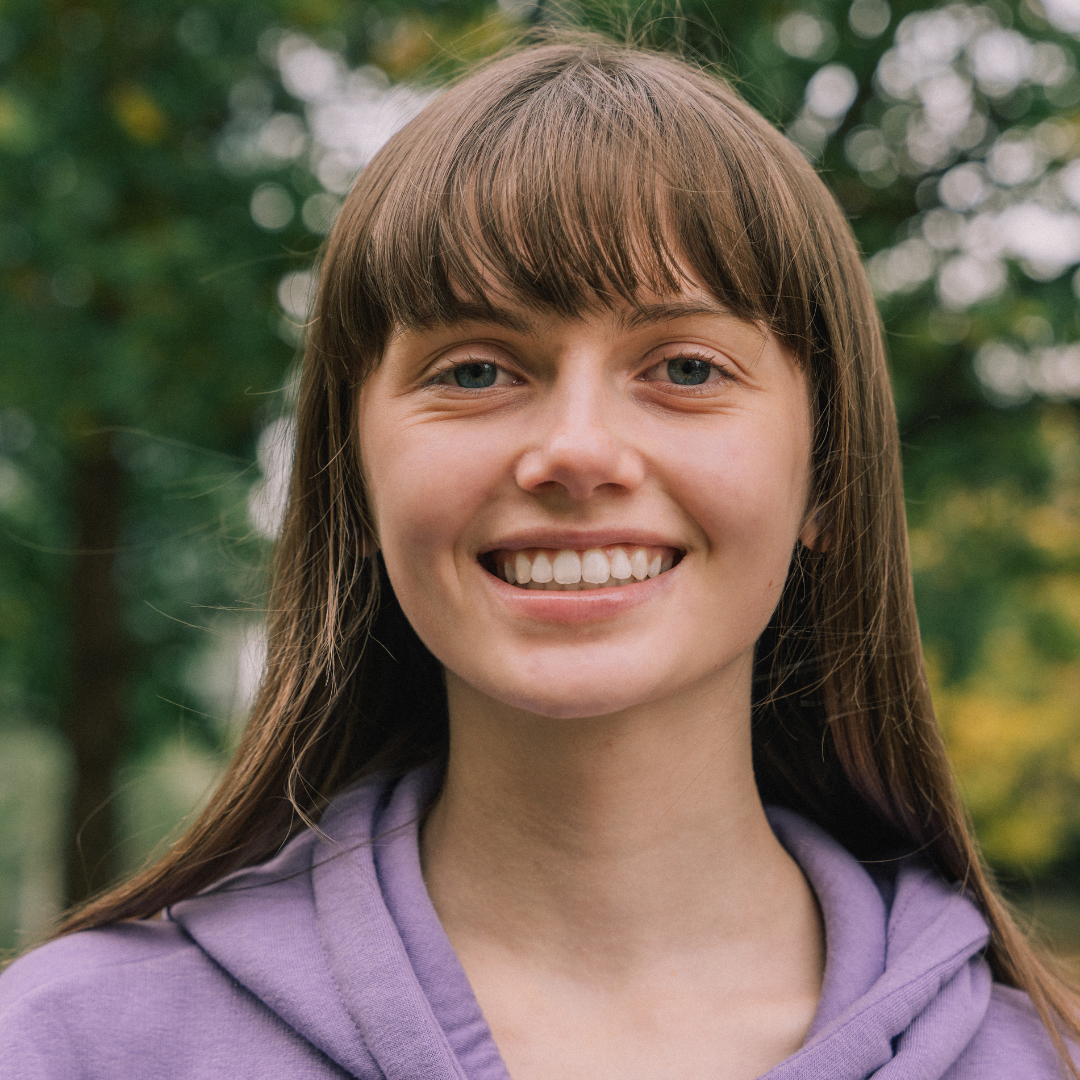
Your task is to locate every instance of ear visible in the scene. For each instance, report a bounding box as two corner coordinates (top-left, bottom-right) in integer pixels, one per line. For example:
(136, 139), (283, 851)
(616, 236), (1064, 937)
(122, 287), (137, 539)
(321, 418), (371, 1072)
(358, 507), (381, 560)
(360, 527), (381, 560)
(799, 508), (831, 552)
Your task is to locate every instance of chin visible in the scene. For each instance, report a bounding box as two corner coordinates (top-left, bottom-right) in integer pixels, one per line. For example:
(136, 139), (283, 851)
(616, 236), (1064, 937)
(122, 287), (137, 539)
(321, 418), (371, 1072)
(477, 672), (671, 721)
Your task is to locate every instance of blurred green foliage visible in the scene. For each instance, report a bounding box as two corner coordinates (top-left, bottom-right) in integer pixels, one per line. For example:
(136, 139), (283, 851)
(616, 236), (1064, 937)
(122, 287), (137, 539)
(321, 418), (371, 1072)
(1, 0), (1080, 947)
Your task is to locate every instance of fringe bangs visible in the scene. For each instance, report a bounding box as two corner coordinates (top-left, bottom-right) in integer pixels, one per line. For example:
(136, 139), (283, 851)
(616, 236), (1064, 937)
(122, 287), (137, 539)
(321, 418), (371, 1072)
(347, 47), (810, 353)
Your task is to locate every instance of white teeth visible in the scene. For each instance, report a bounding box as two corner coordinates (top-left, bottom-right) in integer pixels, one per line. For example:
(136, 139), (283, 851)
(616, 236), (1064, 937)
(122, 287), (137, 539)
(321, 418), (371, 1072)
(515, 552), (532, 585)
(553, 550), (582, 584)
(496, 546), (676, 589)
(531, 551), (553, 583)
(610, 547), (633, 581)
(581, 548), (610, 584)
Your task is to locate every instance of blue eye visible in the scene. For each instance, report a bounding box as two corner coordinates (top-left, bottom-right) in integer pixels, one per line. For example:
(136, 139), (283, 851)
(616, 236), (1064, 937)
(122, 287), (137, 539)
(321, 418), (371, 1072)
(667, 358), (712, 385)
(451, 362), (498, 388)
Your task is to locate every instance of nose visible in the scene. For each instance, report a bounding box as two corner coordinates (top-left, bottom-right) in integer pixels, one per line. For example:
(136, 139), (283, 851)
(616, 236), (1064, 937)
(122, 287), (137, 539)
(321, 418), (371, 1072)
(514, 375), (645, 502)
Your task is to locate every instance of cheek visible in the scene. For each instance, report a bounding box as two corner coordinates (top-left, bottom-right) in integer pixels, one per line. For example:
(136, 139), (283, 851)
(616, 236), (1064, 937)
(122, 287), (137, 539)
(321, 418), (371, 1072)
(361, 413), (508, 571)
(669, 417), (813, 559)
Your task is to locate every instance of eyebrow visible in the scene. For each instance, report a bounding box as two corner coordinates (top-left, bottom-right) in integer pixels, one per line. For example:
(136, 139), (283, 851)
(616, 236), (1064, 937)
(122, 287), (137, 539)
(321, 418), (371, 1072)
(406, 302), (534, 336)
(617, 300), (736, 330)
(408, 298), (736, 338)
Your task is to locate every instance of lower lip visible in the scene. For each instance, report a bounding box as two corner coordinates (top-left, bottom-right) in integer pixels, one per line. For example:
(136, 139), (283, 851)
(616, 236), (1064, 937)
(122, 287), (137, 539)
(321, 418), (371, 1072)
(481, 566), (674, 624)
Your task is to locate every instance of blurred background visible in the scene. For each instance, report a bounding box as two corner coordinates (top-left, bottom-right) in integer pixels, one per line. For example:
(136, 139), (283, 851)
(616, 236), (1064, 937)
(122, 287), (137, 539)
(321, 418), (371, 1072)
(2, 0), (1080, 957)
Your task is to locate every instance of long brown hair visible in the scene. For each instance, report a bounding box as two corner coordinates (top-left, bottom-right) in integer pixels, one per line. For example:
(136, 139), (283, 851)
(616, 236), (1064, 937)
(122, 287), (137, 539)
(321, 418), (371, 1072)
(56, 34), (1080, 1064)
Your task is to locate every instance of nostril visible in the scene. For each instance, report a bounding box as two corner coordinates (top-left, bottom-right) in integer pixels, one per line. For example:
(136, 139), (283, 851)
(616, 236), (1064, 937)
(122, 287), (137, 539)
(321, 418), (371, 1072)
(514, 437), (646, 501)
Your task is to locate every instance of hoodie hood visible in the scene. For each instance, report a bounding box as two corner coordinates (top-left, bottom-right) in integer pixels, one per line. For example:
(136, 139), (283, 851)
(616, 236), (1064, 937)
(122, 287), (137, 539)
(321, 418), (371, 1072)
(170, 766), (994, 1080)
(765, 808), (992, 1078)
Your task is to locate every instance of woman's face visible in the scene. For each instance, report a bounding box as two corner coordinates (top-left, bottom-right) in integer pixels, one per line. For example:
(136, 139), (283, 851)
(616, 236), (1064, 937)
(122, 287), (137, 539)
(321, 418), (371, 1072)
(358, 283), (818, 720)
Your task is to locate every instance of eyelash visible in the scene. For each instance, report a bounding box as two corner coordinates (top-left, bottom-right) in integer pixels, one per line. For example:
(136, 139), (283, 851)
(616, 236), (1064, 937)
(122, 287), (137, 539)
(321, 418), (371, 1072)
(649, 351), (735, 383)
(427, 358), (515, 389)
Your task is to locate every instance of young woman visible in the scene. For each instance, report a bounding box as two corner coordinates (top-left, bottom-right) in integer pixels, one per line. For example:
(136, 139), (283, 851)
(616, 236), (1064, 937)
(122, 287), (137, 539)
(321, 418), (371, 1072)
(2, 35), (1077, 1080)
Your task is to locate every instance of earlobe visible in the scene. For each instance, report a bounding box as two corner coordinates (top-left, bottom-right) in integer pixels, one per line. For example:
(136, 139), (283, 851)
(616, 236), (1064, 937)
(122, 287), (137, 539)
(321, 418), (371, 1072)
(799, 509), (832, 552)
(361, 530), (381, 560)
(358, 514), (381, 560)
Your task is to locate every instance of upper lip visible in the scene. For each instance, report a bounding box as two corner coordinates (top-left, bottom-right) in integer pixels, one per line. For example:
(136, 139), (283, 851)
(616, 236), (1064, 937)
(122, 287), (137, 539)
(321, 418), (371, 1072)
(479, 529), (686, 554)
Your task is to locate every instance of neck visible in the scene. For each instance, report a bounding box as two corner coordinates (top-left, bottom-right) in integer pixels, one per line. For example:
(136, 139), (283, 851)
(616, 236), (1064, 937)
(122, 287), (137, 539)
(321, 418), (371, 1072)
(420, 663), (821, 976)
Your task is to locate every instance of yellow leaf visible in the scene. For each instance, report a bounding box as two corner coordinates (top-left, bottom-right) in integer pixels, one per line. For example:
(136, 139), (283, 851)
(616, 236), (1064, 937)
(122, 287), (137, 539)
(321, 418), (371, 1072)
(372, 17), (435, 78)
(0, 90), (36, 153)
(112, 84), (167, 144)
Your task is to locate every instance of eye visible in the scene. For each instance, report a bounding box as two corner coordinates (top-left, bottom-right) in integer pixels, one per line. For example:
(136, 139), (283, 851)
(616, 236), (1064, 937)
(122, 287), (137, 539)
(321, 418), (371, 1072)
(642, 352), (733, 388)
(434, 359), (517, 389)
(666, 358), (712, 385)
(449, 361), (498, 388)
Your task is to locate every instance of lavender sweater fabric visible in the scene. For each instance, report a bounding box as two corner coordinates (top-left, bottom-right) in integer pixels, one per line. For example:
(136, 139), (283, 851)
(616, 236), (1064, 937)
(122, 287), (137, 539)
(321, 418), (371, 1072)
(0, 764), (1071, 1079)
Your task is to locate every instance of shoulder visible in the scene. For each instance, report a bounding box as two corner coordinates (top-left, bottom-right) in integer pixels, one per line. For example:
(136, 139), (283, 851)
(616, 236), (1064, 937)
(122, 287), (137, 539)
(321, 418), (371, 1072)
(948, 983), (1078, 1078)
(0, 921), (223, 1044)
(0, 917), (209, 1006)
(0, 920), (324, 1080)
(0, 922), (197, 1077)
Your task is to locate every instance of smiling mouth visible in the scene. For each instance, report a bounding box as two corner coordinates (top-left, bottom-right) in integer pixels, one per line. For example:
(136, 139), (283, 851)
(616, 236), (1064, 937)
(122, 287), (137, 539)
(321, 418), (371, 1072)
(482, 545), (681, 590)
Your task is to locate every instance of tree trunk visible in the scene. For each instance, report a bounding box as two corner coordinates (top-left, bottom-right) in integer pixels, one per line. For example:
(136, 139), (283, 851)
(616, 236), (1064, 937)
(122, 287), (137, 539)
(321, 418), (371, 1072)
(64, 431), (130, 906)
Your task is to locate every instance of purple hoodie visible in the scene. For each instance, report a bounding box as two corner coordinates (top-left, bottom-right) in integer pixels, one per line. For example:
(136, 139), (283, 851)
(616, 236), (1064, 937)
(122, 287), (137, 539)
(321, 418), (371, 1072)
(0, 764), (1071, 1078)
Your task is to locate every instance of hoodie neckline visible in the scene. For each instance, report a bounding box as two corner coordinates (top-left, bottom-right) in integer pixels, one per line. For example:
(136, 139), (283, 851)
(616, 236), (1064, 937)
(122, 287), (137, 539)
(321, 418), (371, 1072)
(171, 768), (994, 1080)
(372, 766), (512, 1080)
